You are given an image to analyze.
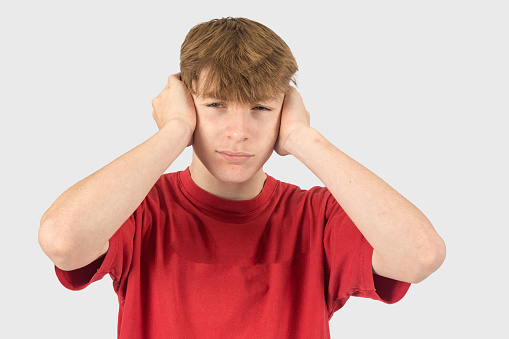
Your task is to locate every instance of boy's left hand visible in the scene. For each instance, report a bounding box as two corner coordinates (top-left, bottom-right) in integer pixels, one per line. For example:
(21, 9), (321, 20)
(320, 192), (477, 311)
(274, 87), (311, 156)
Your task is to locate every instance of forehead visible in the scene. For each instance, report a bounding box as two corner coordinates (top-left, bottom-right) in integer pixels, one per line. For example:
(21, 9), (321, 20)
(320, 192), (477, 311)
(191, 69), (284, 105)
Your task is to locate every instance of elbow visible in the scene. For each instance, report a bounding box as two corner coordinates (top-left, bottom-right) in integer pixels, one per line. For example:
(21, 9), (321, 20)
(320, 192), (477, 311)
(39, 213), (108, 271)
(39, 214), (61, 257)
(410, 236), (446, 284)
(39, 215), (75, 270)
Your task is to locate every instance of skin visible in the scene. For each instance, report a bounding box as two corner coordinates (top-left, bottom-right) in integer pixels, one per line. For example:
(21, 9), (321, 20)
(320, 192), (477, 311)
(275, 89), (446, 283)
(188, 82), (285, 200)
(177, 73), (445, 283)
(39, 72), (445, 284)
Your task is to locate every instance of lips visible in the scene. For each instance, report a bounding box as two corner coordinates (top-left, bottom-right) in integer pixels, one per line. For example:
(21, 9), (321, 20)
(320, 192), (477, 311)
(217, 150), (253, 163)
(219, 150), (252, 157)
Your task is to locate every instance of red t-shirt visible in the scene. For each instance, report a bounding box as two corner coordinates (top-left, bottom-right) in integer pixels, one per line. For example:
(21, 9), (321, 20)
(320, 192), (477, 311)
(55, 168), (410, 338)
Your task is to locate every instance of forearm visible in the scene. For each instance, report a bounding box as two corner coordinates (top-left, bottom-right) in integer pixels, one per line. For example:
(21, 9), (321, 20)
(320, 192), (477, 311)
(287, 127), (445, 282)
(39, 120), (191, 267)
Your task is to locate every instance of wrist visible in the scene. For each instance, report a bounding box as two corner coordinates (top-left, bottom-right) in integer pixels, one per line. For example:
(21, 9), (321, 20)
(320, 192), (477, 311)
(285, 126), (321, 156)
(160, 119), (194, 146)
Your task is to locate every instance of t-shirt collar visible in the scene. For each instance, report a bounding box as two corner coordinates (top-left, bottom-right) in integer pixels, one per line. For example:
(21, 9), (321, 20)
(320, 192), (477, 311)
(178, 167), (278, 215)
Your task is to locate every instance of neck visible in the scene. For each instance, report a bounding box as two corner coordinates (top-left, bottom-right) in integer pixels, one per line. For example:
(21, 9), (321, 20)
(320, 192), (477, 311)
(188, 154), (267, 201)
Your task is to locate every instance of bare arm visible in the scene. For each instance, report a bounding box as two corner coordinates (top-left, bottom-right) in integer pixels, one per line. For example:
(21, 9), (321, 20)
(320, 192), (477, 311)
(38, 73), (195, 271)
(275, 88), (446, 284)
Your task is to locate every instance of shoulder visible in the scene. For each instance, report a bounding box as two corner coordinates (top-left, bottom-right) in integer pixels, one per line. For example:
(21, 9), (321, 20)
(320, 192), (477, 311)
(274, 176), (329, 195)
(141, 171), (183, 208)
(271, 177), (347, 222)
(271, 176), (332, 207)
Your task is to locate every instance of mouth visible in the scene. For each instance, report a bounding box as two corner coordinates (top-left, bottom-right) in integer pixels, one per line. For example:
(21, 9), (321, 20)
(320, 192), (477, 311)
(217, 150), (254, 163)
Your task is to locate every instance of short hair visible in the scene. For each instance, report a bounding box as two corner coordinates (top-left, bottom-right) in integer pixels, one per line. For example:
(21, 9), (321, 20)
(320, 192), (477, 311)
(180, 17), (298, 104)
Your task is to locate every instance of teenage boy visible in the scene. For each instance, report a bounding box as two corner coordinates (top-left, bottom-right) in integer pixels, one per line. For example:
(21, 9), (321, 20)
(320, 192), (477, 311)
(39, 17), (445, 338)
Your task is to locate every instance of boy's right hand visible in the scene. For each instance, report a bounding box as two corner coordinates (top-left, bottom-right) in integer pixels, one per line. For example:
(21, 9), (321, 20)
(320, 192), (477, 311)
(152, 72), (197, 146)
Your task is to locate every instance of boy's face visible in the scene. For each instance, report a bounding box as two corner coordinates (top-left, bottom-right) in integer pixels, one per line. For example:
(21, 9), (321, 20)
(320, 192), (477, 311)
(190, 78), (285, 186)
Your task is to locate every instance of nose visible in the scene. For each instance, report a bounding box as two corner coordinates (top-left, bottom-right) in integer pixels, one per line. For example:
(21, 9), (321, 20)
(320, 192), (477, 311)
(225, 109), (249, 141)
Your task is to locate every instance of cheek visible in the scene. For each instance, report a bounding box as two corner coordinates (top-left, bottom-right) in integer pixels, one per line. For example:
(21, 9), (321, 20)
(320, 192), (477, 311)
(194, 113), (217, 139)
(192, 120), (213, 154)
(253, 120), (280, 150)
(262, 117), (281, 139)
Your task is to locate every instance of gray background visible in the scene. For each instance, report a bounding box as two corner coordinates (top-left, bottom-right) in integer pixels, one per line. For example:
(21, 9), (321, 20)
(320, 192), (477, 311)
(1, 0), (507, 337)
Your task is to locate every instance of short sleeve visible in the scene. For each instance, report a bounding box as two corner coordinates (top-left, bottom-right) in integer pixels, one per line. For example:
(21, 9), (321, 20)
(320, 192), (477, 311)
(54, 202), (149, 294)
(323, 193), (410, 316)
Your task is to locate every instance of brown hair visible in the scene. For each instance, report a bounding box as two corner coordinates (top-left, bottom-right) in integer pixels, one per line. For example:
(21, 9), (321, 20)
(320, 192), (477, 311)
(180, 17), (298, 104)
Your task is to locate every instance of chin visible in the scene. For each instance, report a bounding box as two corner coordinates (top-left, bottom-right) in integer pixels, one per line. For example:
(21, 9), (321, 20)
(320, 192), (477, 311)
(209, 163), (262, 184)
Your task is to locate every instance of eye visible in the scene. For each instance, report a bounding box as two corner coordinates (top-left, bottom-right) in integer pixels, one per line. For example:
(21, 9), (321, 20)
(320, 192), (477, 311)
(253, 106), (271, 111)
(207, 103), (224, 108)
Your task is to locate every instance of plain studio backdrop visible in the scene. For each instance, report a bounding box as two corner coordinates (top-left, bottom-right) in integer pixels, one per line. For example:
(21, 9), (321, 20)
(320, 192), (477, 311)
(1, 1), (507, 338)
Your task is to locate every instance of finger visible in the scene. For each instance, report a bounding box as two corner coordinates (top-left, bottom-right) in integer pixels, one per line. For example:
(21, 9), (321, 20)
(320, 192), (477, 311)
(151, 96), (159, 110)
(165, 74), (176, 89)
(167, 72), (182, 84)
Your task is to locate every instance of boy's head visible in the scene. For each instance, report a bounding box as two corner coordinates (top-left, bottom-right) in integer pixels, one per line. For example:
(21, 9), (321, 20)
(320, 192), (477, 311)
(179, 17), (298, 105)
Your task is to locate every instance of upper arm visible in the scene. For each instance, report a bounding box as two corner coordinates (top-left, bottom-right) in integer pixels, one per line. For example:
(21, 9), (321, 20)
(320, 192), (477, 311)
(53, 241), (110, 272)
(372, 250), (382, 276)
(97, 241), (109, 259)
(372, 249), (421, 283)
(372, 249), (398, 280)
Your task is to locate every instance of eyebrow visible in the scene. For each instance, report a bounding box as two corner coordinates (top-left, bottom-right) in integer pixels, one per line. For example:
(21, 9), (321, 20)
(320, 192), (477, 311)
(197, 90), (281, 105)
(200, 96), (277, 104)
